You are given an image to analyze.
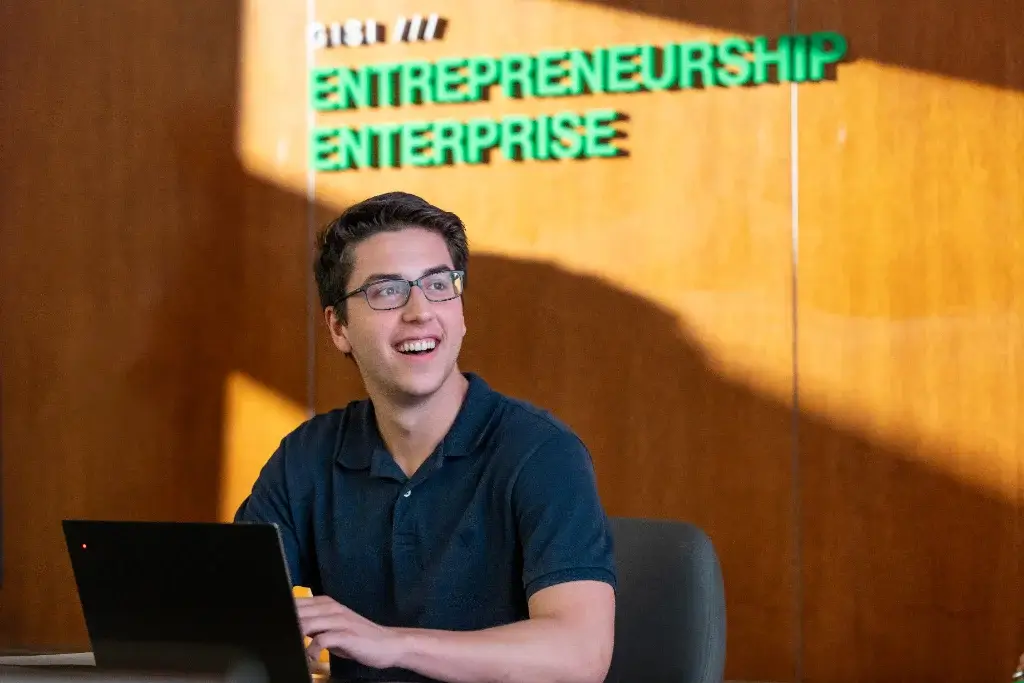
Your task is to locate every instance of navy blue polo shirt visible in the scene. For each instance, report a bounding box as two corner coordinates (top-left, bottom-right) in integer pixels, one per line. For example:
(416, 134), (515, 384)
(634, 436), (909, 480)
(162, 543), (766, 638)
(234, 372), (616, 682)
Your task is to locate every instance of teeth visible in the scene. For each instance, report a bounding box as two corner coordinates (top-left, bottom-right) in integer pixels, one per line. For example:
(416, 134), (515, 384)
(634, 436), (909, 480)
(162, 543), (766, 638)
(397, 338), (437, 353)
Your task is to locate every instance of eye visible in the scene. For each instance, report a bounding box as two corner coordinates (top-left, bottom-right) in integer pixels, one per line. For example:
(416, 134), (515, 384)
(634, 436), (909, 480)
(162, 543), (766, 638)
(368, 282), (402, 298)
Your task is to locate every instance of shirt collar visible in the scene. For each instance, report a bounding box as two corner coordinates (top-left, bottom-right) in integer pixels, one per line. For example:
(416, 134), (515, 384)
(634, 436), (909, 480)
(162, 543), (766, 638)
(336, 372), (500, 473)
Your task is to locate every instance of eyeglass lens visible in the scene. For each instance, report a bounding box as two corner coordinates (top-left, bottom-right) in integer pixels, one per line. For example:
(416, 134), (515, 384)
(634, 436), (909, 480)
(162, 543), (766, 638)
(364, 271), (463, 310)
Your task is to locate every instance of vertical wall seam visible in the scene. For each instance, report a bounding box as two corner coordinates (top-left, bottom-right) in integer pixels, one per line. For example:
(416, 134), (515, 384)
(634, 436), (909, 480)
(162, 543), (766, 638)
(305, 0), (317, 418)
(788, 1), (803, 681)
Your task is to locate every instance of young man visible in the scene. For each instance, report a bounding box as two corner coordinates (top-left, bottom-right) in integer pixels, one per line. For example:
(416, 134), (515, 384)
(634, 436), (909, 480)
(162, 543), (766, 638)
(234, 192), (617, 683)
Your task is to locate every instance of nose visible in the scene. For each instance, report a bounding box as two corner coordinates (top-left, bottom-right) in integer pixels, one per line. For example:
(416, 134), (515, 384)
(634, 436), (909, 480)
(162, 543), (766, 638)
(401, 285), (436, 322)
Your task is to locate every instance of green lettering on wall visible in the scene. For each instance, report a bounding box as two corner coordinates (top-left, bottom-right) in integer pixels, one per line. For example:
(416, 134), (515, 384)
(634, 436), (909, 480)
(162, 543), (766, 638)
(638, 45), (676, 91)
(583, 109), (619, 158)
(809, 31), (848, 80)
(679, 41), (715, 88)
(372, 63), (401, 107)
(607, 45), (642, 93)
(310, 68), (340, 111)
(536, 50), (571, 97)
(791, 35), (809, 82)
(310, 128), (340, 170)
(568, 49), (606, 96)
(306, 32), (851, 172)
(465, 118), (500, 164)
(550, 111), (584, 160)
(501, 115), (535, 160)
(716, 37), (752, 87)
(434, 58), (468, 104)
(533, 114), (553, 160)
(466, 56), (499, 102)
(337, 67), (372, 109)
(400, 121), (433, 165)
(400, 61), (434, 104)
(500, 54), (535, 98)
(375, 123), (402, 167)
(752, 36), (792, 84)
(431, 120), (466, 165)
(337, 127), (373, 168)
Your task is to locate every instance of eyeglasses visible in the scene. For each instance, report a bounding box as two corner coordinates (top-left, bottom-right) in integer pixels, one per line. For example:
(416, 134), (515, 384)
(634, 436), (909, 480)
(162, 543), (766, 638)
(339, 270), (465, 311)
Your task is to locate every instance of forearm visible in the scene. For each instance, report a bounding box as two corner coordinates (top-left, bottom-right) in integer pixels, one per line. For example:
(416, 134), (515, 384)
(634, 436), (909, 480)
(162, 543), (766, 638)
(393, 616), (608, 683)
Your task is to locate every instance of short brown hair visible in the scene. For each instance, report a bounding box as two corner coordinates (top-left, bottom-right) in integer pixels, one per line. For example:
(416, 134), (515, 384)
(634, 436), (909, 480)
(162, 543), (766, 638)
(314, 192), (469, 323)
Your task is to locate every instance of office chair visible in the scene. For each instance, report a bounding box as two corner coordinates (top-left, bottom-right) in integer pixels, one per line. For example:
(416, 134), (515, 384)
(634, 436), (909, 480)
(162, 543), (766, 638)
(605, 516), (727, 683)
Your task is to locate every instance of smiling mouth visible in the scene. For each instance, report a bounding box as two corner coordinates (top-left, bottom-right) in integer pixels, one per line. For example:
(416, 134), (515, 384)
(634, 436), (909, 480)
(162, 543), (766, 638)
(395, 338), (438, 355)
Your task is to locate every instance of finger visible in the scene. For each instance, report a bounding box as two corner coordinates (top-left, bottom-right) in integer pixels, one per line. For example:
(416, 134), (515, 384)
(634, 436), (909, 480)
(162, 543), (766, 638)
(295, 595), (341, 610)
(296, 598), (351, 619)
(306, 636), (327, 664)
(299, 615), (354, 637)
(308, 633), (352, 660)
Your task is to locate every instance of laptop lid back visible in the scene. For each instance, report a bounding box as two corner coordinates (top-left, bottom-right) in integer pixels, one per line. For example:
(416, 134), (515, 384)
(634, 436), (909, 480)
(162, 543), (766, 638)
(61, 520), (309, 683)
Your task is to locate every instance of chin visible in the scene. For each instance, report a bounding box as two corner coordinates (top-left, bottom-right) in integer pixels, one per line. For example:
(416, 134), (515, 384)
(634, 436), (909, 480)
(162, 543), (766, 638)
(389, 364), (457, 400)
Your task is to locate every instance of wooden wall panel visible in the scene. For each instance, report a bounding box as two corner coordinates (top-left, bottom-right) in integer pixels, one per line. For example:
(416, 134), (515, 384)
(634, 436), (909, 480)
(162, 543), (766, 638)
(0, 0), (309, 648)
(797, 1), (1024, 681)
(3, 0), (1019, 680)
(308, 1), (798, 679)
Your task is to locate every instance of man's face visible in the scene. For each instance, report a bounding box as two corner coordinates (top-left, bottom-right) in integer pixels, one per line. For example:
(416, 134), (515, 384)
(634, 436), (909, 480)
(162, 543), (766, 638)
(327, 227), (466, 402)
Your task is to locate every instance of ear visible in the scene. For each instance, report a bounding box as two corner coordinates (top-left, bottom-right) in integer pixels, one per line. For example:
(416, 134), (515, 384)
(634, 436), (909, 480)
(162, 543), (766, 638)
(324, 306), (352, 355)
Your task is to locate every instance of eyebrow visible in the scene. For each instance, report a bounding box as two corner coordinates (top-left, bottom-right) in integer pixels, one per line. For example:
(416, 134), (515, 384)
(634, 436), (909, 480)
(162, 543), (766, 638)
(356, 264), (453, 289)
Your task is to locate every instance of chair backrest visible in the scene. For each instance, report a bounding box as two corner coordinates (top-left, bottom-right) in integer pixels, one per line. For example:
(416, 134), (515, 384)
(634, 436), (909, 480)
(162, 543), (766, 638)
(605, 516), (727, 683)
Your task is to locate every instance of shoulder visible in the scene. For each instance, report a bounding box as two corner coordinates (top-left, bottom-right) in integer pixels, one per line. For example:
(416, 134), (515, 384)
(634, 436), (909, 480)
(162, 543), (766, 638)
(485, 388), (593, 477)
(274, 398), (369, 471)
(496, 393), (583, 446)
(235, 397), (370, 528)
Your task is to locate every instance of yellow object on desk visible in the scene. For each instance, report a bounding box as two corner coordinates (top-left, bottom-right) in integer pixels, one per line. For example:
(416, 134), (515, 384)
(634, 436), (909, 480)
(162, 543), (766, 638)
(293, 586), (331, 669)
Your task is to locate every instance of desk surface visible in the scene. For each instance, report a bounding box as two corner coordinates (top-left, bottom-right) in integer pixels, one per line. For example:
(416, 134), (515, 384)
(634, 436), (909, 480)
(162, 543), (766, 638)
(0, 654), (423, 683)
(0, 653), (95, 666)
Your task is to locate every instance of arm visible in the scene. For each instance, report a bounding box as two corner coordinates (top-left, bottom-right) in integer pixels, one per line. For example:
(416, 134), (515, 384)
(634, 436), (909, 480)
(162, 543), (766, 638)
(392, 579), (614, 683)
(234, 441), (308, 588)
(300, 430), (617, 683)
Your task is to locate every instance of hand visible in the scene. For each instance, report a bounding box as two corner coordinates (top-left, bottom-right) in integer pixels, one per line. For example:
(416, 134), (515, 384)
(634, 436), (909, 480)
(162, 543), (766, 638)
(296, 595), (406, 671)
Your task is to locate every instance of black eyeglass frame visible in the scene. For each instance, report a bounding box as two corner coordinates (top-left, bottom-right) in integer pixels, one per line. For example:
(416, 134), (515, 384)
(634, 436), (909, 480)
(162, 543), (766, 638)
(336, 269), (466, 311)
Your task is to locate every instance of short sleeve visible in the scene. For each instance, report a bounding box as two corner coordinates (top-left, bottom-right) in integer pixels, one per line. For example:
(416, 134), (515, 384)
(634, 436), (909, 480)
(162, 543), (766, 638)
(234, 442), (308, 587)
(512, 431), (617, 599)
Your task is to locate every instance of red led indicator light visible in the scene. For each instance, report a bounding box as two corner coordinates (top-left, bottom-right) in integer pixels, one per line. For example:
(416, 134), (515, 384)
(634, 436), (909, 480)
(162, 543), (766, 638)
(81, 544), (87, 549)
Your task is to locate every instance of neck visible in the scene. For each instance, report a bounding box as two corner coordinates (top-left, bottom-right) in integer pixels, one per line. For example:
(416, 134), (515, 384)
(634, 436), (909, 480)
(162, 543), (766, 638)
(372, 369), (469, 477)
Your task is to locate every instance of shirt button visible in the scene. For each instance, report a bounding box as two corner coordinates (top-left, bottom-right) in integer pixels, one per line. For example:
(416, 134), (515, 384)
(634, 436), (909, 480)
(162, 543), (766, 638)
(403, 490), (412, 498)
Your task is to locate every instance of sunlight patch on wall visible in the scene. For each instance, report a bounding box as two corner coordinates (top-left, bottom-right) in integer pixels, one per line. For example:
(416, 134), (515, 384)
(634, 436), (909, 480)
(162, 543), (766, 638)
(235, 0), (309, 193)
(796, 56), (1023, 501)
(218, 371), (309, 523)
(232, 0), (1021, 507)
(798, 61), (1024, 320)
(797, 311), (1023, 499)
(469, 249), (798, 404)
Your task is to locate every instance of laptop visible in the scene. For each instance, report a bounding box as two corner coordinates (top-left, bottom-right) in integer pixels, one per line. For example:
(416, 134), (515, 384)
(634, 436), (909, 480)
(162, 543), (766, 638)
(61, 520), (314, 683)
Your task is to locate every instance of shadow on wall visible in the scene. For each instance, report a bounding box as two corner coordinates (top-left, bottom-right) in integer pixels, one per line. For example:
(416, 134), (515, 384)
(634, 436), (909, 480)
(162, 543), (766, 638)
(458, 254), (1023, 683)
(565, 0), (1024, 92)
(135, 151), (1024, 681)
(0, 0), (307, 651)
(0, 1), (1021, 682)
